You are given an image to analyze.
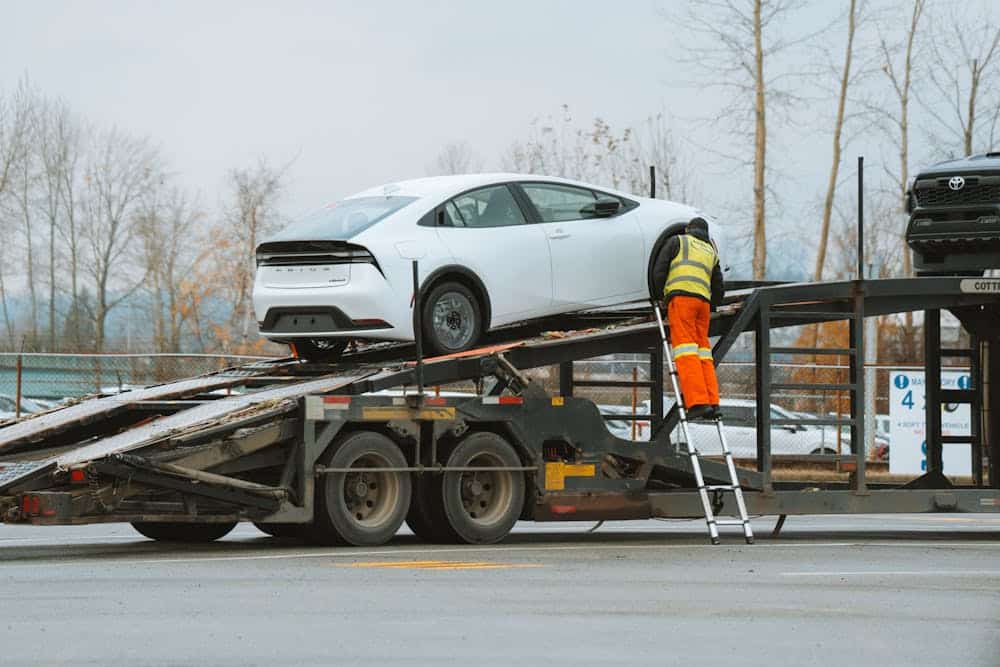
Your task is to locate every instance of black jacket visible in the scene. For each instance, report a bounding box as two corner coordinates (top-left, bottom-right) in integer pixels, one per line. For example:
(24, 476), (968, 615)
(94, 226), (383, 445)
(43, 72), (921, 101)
(651, 230), (724, 307)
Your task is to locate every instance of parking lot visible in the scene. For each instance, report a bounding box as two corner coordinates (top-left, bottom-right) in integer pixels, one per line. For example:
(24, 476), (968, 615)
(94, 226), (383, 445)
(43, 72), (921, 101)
(0, 515), (997, 666)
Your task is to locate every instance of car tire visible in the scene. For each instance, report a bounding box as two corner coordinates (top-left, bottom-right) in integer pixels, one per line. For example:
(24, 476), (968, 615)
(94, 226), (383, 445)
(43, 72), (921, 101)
(810, 447), (837, 456)
(289, 338), (349, 362)
(131, 521), (238, 543)
(421, 281), (483, 355)
(438, 431), (525, 545)
(305, 431), (412, 547)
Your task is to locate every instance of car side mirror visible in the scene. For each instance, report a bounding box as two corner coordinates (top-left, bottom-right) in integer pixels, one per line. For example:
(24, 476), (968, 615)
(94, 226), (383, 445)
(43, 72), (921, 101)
(581, 197), (621, 218)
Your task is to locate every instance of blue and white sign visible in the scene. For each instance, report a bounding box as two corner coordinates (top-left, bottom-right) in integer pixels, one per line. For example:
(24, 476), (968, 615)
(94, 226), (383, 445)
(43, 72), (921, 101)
(888, 370), (972, 476)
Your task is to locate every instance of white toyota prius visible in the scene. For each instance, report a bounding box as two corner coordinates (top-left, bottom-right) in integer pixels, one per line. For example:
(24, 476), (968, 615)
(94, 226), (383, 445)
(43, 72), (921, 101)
(253, 173), (719, 359)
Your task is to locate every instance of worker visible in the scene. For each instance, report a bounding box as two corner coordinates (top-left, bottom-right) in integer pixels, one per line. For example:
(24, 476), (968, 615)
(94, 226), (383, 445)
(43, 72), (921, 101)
(651, 218), (724, 420)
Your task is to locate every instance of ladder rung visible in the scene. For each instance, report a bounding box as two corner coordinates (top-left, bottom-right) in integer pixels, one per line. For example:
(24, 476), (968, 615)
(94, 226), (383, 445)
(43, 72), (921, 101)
(770, 383), (856, 392)
(941, 348), (972, 358)
(704, 485), (737, 491)
(714, 519), (748, 526)
(770, 346), (855, 356)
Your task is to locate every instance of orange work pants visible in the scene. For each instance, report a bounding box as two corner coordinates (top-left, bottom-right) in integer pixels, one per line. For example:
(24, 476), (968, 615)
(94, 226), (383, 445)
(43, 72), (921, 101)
(666, 295), (719, 408)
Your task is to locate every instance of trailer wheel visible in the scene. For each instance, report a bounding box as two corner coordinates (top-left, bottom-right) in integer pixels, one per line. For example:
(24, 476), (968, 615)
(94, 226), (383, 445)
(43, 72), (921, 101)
(440, 432), (524, 544)
(308, 431), (411, 546)
(131, 521), (237, 543)
(253, 522), (304, 539)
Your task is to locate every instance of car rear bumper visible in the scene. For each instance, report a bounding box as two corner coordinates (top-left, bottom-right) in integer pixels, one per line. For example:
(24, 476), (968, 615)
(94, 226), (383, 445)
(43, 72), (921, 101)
(252, 265), (413, 341)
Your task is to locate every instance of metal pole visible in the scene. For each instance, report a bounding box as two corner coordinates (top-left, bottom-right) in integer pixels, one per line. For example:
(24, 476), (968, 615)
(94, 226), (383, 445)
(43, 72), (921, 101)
(631, 366), (638, 441)
(15, 354), (22, 420)
(411, 260), (424, 398)
(649, 165), (656, 198)
(857, 156), (864, 280)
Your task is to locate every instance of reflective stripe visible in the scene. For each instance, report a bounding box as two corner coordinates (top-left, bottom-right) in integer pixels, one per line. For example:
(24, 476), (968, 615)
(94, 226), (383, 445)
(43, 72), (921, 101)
(672, 343), (699, 360)
(698, 347), (713, 360)
(666, 275), (711, 290)
(665, 235), (717, 301)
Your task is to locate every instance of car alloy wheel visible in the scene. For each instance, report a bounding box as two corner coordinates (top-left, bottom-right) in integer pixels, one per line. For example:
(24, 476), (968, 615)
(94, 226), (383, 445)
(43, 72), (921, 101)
(422, 281), (483, 355)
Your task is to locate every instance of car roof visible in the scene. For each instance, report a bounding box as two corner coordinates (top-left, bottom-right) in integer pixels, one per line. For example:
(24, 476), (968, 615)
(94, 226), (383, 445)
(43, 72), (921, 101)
(346, 173), (642, 202)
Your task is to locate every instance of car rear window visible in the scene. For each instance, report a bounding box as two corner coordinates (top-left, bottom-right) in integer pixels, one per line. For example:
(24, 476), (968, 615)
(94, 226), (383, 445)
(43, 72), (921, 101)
(269, 196), (418, 241)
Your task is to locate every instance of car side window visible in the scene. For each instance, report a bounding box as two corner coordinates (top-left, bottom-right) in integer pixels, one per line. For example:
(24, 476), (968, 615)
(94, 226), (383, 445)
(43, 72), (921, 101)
(433, 201), (466, 227)
(449, 185), (526, 228)
(727, 406), (754, 426)
(521, 183), (599, 223)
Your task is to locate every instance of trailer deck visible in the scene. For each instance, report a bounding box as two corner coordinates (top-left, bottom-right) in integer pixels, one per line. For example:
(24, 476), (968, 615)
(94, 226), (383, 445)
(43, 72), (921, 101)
(1, 277), (998, 545)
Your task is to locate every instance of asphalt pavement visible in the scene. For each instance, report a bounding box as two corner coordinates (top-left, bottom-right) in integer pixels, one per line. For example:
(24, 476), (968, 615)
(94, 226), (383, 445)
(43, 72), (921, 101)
(0, 515), (998, 666)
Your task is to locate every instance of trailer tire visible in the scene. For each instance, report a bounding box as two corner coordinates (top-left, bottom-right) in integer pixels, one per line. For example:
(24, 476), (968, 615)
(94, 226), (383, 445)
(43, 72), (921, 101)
(253, 522), (304, 539)
(405, 473), (450, 542)
(131, 521), (237, 543)
(439, 431), (524, 545)
(308, 431), (411, 547)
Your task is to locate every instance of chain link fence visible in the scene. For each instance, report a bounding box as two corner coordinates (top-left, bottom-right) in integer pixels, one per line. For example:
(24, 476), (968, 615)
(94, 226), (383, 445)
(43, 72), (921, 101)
(0, 353), (276, 404)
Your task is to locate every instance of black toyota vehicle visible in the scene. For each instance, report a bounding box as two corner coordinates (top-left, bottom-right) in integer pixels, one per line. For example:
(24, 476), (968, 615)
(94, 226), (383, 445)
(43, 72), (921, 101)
(906, 152), (1000, 275)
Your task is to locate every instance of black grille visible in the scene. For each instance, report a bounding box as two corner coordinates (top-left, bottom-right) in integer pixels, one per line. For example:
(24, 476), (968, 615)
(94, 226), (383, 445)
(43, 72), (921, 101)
(914, 177), (1000, 207)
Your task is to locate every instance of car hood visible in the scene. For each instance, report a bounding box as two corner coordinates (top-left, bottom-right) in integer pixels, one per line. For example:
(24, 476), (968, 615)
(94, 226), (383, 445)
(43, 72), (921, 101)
(918, 153), (1000, 176)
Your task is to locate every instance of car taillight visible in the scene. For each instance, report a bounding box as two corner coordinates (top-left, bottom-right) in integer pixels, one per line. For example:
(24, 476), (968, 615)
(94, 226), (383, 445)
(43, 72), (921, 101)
(255, 243), (377, 267)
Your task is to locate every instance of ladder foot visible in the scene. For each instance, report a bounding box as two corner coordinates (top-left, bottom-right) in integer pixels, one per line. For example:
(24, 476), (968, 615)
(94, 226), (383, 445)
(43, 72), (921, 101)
(711, 537), (720, 545)
(745, 537), (755, 545)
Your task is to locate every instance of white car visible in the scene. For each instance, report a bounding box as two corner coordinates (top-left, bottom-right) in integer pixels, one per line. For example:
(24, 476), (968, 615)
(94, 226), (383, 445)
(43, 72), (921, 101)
(629, 398), (852, 458)
(253, 174), (717, 358)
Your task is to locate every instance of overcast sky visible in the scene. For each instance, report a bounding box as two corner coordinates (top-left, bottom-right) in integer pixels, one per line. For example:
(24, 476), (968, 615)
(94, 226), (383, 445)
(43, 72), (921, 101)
(3, 0), (996, 277)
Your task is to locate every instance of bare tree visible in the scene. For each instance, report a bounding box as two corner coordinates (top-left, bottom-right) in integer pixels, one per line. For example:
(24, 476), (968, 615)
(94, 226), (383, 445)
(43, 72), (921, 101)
(876, 0), (926, 280)
(220, 158), (287, 353)
(37, 98), (82, 350)
(81, 127), (161, 352)
(921, 8), (1000, 156)
(12, 116), (40, 347)
(136, 186), (203, 352)
(675, 0), (814, 280)
(814, 0), (862, 281)
(0, 81), (34, 342)
(503, 107), (695, 200)
(429, 141), (482, 175)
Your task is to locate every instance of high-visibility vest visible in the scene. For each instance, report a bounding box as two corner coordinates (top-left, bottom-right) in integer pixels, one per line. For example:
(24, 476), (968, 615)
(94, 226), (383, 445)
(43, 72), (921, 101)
(665, 234), (717, 302)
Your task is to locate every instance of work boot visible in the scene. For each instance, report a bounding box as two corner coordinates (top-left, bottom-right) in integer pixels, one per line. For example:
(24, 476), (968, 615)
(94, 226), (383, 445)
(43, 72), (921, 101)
(686, 404), (711, 421)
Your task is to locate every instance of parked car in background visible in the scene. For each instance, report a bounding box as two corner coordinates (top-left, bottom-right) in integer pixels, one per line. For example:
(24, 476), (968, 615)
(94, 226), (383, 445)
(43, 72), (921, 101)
(621, 398), (859, 458)
(253, 174), (724, 359)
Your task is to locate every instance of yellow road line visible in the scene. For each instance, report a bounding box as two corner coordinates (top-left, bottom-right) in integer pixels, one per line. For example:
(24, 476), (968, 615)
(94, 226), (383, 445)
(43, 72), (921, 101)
(340, 559), (542, 570)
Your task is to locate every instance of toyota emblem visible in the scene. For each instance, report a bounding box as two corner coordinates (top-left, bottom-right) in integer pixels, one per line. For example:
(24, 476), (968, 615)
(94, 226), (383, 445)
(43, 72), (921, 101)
(948, 176), (966, 190)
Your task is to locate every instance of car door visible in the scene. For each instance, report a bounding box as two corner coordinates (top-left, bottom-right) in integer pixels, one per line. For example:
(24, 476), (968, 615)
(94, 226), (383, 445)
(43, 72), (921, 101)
(431, 184), (553, 324)
(517, 182), (644, 309)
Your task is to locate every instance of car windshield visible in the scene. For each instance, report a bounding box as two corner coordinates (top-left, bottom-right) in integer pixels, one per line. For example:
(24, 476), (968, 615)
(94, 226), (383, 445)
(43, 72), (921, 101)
(269, 196), (418, 241)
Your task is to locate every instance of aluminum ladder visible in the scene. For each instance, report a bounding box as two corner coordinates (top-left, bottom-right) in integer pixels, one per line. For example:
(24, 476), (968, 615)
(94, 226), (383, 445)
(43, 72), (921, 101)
(652, 301), (754, 545)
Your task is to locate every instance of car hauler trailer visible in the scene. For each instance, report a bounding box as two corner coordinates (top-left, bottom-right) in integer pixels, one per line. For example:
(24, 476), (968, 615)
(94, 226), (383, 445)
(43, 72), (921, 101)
(0, 277), (999, 546)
